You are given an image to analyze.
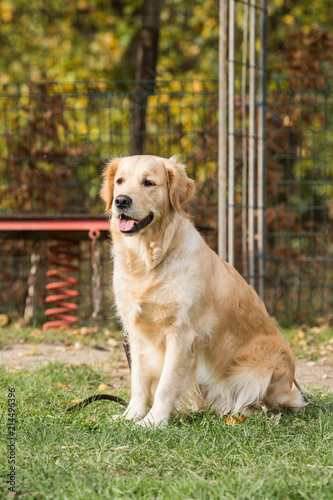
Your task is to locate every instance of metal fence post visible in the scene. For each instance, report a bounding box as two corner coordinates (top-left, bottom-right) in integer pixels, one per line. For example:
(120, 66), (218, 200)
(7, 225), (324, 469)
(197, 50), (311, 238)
(228, 0), (236, 267)
(258, 0), (267, 300)
(248, 0), (256, 289)
(218, 0), (228, 261)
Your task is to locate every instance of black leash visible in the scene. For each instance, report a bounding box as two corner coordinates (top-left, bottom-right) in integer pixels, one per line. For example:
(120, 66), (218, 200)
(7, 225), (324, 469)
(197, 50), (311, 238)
(66, 328), (131, 413)
(122, 326), (132, 370)
(66, 394), (127, 412)
(294, 377), (310, 404)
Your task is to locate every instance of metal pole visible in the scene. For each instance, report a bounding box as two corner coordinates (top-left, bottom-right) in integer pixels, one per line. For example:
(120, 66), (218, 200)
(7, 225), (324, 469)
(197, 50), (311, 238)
(248, 0), (256, 288)
(228, 0), (235, 266)
(258, 0), (267, 299)
(218, 0), (228, 261)
(241, 1), (249, 278)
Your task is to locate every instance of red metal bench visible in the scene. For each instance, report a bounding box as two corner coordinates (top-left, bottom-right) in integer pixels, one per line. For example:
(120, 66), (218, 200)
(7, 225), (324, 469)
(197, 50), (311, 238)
(0, 215), (110, 329)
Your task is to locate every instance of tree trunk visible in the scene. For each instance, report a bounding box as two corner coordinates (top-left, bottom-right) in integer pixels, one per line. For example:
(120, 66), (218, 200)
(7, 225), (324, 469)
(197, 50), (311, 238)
(129, 0), (162, 156)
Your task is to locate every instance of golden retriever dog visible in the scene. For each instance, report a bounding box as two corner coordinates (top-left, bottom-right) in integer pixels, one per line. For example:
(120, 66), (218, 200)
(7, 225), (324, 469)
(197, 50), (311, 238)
(101, 155), (306, 427)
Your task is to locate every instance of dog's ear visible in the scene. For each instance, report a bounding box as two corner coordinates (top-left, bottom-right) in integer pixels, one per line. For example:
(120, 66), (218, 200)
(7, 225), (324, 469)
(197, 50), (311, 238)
(166, 156), (195, 213)
(100, 159), (119, 212)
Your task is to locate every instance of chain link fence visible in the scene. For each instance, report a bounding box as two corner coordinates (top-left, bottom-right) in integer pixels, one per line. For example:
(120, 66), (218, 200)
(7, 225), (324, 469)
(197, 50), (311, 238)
(0, 78), (332, 322)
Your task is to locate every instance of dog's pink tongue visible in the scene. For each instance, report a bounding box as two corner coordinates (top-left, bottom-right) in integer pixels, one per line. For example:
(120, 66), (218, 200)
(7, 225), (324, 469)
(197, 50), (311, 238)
(118, 218), (136, 232)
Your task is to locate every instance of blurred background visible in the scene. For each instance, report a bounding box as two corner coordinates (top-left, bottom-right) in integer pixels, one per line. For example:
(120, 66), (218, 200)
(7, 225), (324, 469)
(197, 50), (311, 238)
(0, 0), (332, 324)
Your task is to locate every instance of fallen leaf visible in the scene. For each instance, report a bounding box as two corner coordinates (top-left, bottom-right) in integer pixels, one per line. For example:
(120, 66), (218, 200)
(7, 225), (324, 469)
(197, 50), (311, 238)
(226, 416), (236, 426)
(270, 413), (283, 424)
(226, 415), (247, 426)
(19, 346), (37, 356)
(70, 398), (84, 403)
(98, 383), (109, 392)
(235, 416), (247, 423)
(110, 445), (129, 451)
(54, 382), (71, 390)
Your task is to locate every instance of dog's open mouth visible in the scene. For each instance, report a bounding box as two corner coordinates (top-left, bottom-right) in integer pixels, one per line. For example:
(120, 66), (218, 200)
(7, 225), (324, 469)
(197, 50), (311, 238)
(118, 213), (154, 234)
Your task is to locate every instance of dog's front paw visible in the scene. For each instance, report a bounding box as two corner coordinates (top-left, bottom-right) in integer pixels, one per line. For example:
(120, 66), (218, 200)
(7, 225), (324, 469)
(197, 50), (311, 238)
(136, 412), (168, 428)
(123, 406), (146, 421)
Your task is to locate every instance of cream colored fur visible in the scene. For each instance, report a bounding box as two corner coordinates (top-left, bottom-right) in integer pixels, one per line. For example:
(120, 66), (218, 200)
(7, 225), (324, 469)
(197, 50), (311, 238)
(101, 155), (306, 427)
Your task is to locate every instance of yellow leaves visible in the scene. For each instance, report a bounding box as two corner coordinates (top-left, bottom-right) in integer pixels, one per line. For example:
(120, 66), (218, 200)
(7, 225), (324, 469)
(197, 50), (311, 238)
(282, 14), (295, 26)
(78, 2), (89, 11)
(283, 115), (292, 127)
(70, 398), (84, 404)
(1, 2), (14, 23)
(101, 33), (115, 50)
(77, 123), (88, 134)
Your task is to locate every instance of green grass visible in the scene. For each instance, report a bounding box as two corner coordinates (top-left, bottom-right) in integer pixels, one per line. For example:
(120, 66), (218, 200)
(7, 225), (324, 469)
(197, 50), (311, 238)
(0, 321), (121, 350)
(1, 362), (333, 500)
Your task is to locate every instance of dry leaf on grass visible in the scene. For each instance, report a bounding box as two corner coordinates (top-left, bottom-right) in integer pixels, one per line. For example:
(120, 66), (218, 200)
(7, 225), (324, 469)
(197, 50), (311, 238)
(98, 383), (109, 392)
(269, 413), (283, 424)
(54, 382), (71, 390)
(226, 416), (247, 426)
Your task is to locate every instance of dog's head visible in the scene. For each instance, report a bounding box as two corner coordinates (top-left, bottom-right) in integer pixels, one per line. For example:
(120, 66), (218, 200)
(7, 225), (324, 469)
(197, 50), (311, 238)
(100, 155), (195, 236)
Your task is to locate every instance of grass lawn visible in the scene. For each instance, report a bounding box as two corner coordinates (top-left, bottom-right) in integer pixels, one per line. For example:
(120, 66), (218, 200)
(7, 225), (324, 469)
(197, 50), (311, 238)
(1, 325), (333, 499)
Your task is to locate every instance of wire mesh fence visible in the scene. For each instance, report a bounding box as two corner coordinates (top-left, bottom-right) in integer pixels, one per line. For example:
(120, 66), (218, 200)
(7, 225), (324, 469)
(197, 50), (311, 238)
(0, 77), (332, 322)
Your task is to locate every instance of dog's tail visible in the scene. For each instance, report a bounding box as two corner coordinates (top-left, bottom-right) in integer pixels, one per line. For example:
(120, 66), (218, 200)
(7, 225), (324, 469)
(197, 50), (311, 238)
(209, 359), (308, 415)
(223, 367), (273, 414)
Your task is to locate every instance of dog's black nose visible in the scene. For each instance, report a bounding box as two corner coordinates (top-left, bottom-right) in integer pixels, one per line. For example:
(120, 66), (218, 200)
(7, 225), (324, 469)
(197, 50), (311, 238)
(114, 195), (132, 209)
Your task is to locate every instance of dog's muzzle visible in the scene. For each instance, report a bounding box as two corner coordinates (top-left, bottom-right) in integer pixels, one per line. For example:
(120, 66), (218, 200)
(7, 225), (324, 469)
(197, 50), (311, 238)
(114, 196), (153, 234)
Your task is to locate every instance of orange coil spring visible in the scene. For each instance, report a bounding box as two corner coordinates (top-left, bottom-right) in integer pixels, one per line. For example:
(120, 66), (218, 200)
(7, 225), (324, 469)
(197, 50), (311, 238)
(43, 237), (80, 330)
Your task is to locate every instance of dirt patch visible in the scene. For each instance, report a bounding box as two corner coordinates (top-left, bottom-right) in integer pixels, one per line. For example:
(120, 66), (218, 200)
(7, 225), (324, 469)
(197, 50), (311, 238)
(0, 342), (131, 387)
(1, 343), (332, 393)
(295, 358), (333, 392)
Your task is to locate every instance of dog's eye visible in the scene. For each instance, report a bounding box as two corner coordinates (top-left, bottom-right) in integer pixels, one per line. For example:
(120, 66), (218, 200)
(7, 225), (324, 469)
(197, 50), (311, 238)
(143, 179), (155, 187)
(116, 178), (123, 185)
